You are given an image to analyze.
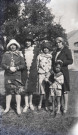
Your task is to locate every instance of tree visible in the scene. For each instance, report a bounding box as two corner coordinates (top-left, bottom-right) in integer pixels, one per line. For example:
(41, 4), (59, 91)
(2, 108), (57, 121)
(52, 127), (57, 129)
(1, 0), (68, 49)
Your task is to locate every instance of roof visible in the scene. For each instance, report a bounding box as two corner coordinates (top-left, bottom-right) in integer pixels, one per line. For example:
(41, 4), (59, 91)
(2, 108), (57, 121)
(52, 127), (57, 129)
(67, 30), (78, 50)
(67, 30), (78, 39)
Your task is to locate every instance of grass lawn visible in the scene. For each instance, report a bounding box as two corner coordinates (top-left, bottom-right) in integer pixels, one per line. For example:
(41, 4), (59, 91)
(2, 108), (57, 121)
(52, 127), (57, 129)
(0, 70), (78, 135)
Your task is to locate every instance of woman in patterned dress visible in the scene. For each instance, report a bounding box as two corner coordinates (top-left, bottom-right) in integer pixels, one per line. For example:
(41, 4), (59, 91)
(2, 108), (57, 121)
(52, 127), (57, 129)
(37, 41), (52, 110)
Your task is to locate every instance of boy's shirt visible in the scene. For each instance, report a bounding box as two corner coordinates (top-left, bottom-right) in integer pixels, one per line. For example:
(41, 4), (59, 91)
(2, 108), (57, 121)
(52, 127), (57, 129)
(37, 53), (52, 74)
(49, 72), (64, 90)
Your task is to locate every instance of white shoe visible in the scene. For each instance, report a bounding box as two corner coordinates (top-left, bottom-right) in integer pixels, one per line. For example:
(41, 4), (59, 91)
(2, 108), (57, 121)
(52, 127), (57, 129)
(45, 107), (48, 111)
(17, 108), (21, 115)
(63, 109), (67, 113)
(23, 106), (29, 113)
(38, 105), (41, 110)
(57, 110), (61, 114)
(29, 104), (34, 110)
(4, 109), (10, 114)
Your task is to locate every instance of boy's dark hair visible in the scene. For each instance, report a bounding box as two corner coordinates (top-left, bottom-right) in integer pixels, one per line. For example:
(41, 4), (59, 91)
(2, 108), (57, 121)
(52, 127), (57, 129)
(55, 61), (63, 68)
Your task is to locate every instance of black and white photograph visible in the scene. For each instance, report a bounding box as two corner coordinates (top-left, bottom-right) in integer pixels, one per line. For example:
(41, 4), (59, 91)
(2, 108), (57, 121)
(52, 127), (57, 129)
(0, 0), (78, 135)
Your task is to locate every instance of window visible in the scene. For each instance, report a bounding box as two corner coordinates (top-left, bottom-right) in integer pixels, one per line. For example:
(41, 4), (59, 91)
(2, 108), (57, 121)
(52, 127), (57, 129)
(74, 42), (78, 47)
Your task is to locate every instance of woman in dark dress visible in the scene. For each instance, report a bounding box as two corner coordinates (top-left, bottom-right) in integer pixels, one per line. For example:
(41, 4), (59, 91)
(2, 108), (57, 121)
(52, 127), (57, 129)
(2, 39), (25, 115)
(52, 37), (73, 113)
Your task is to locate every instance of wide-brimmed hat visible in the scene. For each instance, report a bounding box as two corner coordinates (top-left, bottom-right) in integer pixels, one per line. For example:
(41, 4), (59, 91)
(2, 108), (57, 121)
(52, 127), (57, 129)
(7, 39), (20, 49)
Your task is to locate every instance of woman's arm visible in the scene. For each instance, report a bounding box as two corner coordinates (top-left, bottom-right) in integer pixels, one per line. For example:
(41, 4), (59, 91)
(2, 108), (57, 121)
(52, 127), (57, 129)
(16, 56), (26, 70)
(62, 49), (73, 66)
(1, 53), (10, 70)
(54, 75), (64, 85)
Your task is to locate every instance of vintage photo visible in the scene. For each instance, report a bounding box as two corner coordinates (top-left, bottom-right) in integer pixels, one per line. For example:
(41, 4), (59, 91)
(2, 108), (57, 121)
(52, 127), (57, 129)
(0, 0), (78, 135)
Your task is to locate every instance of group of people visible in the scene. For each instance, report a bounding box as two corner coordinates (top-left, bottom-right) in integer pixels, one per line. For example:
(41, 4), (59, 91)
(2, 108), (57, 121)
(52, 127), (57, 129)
(1, 36), (73, 117)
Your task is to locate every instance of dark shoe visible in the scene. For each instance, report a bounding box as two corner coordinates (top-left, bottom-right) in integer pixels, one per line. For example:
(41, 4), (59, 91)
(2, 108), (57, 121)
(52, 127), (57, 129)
(49, 106), (53, 112)
(51, 111), (56, 118)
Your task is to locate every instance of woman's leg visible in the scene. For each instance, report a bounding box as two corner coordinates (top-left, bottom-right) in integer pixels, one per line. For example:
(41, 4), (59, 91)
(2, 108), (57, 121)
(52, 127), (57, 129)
(64, 92), (68, 113)
(4, 95), (12, 113)
(16, 94), (21, 115)
(29, 94), (34, 110)
(38, 94), (44, 109)
(45, 82), (49, 111)
(38, 74), (45, 110)
(23, 94), (29, 112)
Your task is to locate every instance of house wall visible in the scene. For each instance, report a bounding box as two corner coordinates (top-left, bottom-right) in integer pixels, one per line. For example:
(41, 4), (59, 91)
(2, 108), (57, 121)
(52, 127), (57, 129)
(68, 32), (78, 70)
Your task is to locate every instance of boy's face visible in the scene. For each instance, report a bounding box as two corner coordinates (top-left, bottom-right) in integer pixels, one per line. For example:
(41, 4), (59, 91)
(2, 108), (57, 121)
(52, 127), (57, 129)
(43, 47), (49, 54)
(55, 64), (61, 73)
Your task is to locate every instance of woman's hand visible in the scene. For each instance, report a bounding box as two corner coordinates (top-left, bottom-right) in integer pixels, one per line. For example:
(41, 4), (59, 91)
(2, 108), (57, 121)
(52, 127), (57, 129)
(10, 67), (17, 72)
(56, 60), (63, 63)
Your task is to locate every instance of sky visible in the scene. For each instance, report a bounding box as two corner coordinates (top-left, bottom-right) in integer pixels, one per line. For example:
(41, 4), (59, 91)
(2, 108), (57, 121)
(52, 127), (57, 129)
(47, 0), (78, 33)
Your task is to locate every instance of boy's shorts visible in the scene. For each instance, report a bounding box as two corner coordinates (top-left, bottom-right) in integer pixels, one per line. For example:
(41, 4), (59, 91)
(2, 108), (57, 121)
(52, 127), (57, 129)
(50, 88), (62, 97)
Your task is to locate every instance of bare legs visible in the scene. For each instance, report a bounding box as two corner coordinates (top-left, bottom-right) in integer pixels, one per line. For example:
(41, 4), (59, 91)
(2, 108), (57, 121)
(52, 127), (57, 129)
(57, 97), (61, 113)
(38, 95), (44, 109)
(51, 96), (55, 113)
(4, 94), (21, 115)
(4, 95), (12, 113)
(23, 94), (34, 112)
(16, 95), (21, 115)
(63, 93), (68, 113)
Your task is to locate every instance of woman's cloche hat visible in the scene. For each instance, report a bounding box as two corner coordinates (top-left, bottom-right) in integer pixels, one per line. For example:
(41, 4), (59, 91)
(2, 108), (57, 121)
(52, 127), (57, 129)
(42, 40), (52, 51)
(7, 39), (20, 49)
(56, 37), (64, 43)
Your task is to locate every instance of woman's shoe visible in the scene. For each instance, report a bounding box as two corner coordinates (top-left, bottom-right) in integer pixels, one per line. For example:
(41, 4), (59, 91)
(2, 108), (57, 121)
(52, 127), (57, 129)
(29, 104), (34, 110)
(17, 107), (21, 115)
(57, 110), (61, 114)
(51, 111), (56, 118)
(3, 109), (10, 115)
(45, 107), (48, 111)
(63, 109), (67, 113)
(49, 106), (53, 111)
(38, 105), (41, 110)
(23, 106), (29, 113)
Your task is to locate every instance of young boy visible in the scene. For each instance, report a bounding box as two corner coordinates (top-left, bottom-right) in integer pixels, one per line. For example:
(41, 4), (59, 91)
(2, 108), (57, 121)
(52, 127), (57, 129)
(37, 41), (52, 110)
(49, 62), (64, 115)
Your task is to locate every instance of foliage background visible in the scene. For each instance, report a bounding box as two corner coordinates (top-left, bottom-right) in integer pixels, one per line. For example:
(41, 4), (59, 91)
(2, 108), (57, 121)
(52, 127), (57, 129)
(0, 0), (68, 49)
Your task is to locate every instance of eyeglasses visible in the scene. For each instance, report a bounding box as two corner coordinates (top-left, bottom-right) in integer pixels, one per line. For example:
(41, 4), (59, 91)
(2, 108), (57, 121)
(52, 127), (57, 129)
(56, 41), (62, 44)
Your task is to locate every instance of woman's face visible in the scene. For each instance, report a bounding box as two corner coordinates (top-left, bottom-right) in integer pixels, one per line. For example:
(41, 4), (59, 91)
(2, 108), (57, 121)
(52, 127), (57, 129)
(10, 44), (17, 51)
(56, 40), (63, 49)
(43, 48), (49, 54)
(26, 41), (31, 47)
